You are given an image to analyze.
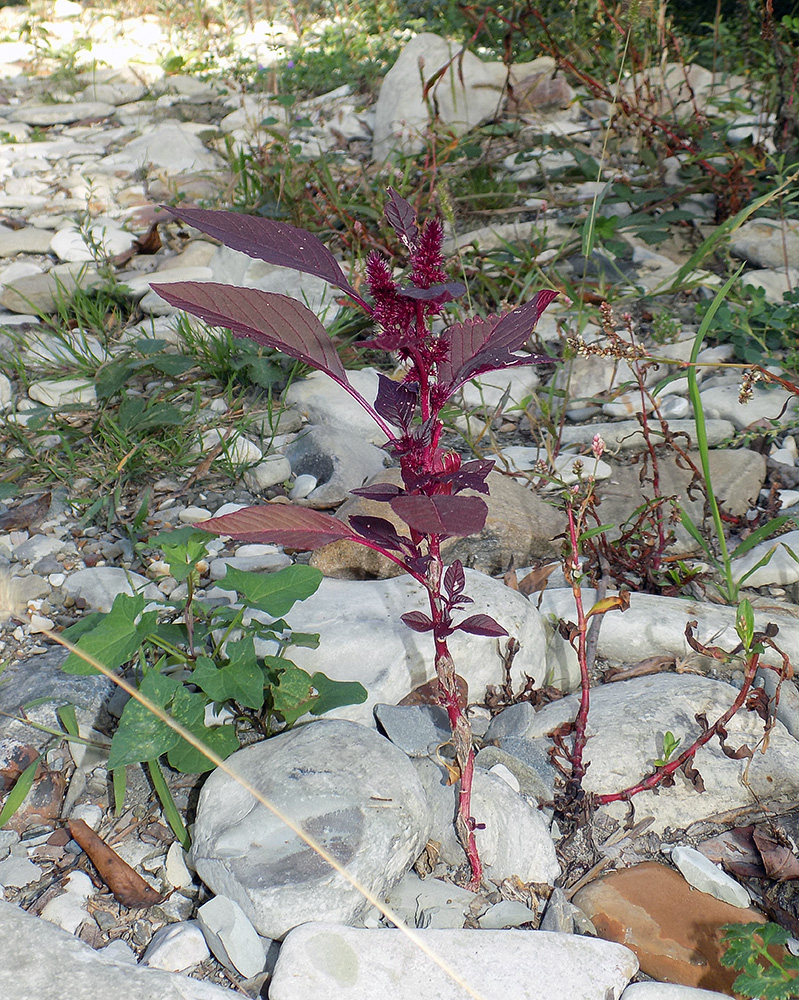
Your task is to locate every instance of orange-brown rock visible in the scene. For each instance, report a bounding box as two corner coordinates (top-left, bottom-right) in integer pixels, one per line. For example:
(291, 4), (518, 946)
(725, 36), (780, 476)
(309, 468), (566, 579)
(572, 862), (766, 995)
(510, 71), (575, 112)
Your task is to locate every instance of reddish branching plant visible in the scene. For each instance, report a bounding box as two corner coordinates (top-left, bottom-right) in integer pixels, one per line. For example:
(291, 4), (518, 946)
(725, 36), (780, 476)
(153, 189), (557, 888)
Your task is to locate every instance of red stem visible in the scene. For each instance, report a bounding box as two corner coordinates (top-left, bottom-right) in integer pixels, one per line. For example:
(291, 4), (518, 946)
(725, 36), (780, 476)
(566, 502), (592, 785)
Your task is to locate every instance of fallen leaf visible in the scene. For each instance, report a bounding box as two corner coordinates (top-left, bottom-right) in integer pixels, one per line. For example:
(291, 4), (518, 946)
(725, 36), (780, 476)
(604, 655), (675, 682)
(753, 827), (799, 882)
(697, 825), (767, 879)
(68, 818), (164, 907)
(0, 492), (51, 532)
(517, 563), (558, 596)
(398, 674), (468, 711)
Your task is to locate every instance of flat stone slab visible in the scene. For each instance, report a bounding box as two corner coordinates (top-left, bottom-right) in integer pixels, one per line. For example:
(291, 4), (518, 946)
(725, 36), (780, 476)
(269, 922), (638, 1000)
(0, 900), (236, 1000)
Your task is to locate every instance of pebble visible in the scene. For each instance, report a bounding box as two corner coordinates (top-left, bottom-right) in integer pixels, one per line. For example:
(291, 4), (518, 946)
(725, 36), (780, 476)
(669, 846), (750, 908)
(40, 871), (94, 934)
(143, 921), (211, 972)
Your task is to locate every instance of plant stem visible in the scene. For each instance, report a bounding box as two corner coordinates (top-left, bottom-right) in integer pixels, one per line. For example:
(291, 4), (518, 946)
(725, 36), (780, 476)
(427, 540), (482, 890)
(565, 502), (592, 791)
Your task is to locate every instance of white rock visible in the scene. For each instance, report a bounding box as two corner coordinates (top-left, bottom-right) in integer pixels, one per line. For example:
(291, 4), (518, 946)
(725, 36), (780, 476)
(478, 899), (537, 928)
(243, 454), (291, 492)
(522, 673), (799, 833)
(28, 379), (96, 408)
(742, 267), (799, 303)
(209, 551), (291, 579)
(621, 985), (732, 999)
(267, 570), (550, 727)
(191, 720), (433, 939)
(197, 896), (266, 978)
(461, 369), (541, 412)
(50, 225), (133, 263)
(284, 367), (386, 445)
(0, 373), (13, 409)
(165, 842), (193, 890)
(289, 474), (318, 499)
(0, 855), (43, 889)
(69, 804), (102, 830)
(670, 846), (750, 908)
(178, 506), (213, 523)
(142, 921), (209, 972)
(731, 528), (799, 586)
(40, 871), (93, 934)
(97, 123), (224, 174)
(270, 923), (638, 1000)
(700, 383), (798, 430)
(196, 428), (263, 466)
(64, 566), (161, 612)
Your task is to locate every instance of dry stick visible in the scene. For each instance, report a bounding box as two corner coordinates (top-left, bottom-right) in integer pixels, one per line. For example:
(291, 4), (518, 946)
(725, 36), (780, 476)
(36, 621), (489, 1000)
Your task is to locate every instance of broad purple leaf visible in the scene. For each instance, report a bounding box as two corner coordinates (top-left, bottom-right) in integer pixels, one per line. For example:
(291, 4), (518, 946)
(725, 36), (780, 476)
(401, 611), (434, 633)
(444, 560), (465, 599)
(438, 289), (559, 394)
(401, 460), (494, 497)
(374, 373), (417, 430)
(384, 188), (419, 247)
(390, 495), (487, 537)
(164, 206), (362, 303)
(151, 282), (349, 386)
(197, 505), (354, 549)
(456, 614), (508, 637)
(350, 482), (405, 502)
(348, 515), (409, 552)
(398, 282), (466, 303)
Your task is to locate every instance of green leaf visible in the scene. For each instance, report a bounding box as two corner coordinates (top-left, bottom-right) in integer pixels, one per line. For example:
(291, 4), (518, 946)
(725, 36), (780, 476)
(148, 354), (196, 376)
(62, 593), (150, 675)
(166, 723), (239, 774)
(147, 759), (190, 850)
(271, 660), (318, 726)
(309, 672), (367, 716)
(0, 756), (40, 828)
(578, 523), (614, 542)
(112, 767), (126, 815)
(736, 599), (755, 653)
(217, 564), (322, 616)
(679, 508), (715, 561)
(106, 671), (182, 769)
(158, 530), (214, 582)
(192, 638), (265, 710)
(56, 704), (79, 738)
(0, 484), (17, 500)
(730, 516), (795, 559)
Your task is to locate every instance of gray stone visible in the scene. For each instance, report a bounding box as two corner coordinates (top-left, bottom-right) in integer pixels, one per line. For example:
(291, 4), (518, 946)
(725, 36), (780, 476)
(97, 123), (224, 174)
(270, 922), (638, 1000)
(8, 102), (115, 125)
(699, 383), (799, 430)
(191, 720), (433, 939)
(373, 34), (509, 161)
(0, 854), (43, 888)
(536, 588), (799, 676)
(374, 704), (451, 757)
(475, 740), (555, 805)
(0, 225), (53, 256)
(558, 419), (736, 450)
(478, 899), (537, 928)
(242, 454), (292, 493)
(460, 368), (541, 412)
(742, 267), (799, 303)
(266, 570), (550, 727)
(28, 379), (97, 407)
(621, 987), (732, 1000)
(143, 921), (210, 972)
(383, 872), (479, 929)
(670, 846), (750, 908)
(540, 886), (582, 932)
(0, 900), (234, 999)
(0, 263), (104, 314)
(196, 896), (266, 978)
(64, 566), (161, 612)
(284, 368), (386, 446)
(209, 550), (291, 580)
(50, 225), (133, 263)
(521, 673), (799, 833)
(283, 424), (387, 507)
(12, 534), (73, 564)
(731, 218), (799, 270)
(484, 702), (536, 741)
(731, 528), (799, 586)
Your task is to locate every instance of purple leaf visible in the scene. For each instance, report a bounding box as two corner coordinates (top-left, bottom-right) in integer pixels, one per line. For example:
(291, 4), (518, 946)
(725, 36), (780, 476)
(438, 289), (559, 394)
(164, 206), (363, 305)
(374, 373), (417, 430)
(456, 614), (508, 637)
(197, 505), (354, 549)
(442, 459), (494, 495)
(151, 282), (349, 386)
(350, 482), (405, 502)
(398, 282), (466, 303)
(384, 188), (419, 247)
(390, 495), (487, 536)
(348, 515), (409, 552)
(401, 611), (435, 632)
(444, 560), (465, 598)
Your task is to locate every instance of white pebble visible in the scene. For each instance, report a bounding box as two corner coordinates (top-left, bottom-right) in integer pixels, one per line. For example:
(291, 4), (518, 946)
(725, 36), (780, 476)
(48, 573), (66, 588)
(28, 613), (54, 633)
(143, 921), (210, 972)
(178, 506), (212, 523)
(289, 474), (318, 499)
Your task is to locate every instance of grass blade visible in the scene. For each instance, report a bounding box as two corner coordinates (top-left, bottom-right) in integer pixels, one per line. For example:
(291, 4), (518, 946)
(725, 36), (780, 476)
(0, 757), (40, 828)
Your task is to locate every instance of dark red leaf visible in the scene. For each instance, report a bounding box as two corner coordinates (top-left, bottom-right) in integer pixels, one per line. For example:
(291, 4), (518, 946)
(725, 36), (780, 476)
(348, 515), (409, 552)
(390, 495), (487, 536)
(150, 282), (350, 387)
(374, 373), (417, 430)
(437, 289), (559, 394)
(443, 560), (465, 598)
(164, 206), (362, 304)
(401, 611), (434, 632)
(198, 505), (354, 549)
(350, 482), (405, 502)
(457, 614), (508, 637)
(398, 282), (465, 302)
(384, 188), (419, 247)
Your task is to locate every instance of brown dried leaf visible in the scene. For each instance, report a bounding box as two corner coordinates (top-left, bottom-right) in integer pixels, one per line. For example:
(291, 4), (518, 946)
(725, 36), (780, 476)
(68, 818), (164, 907)
(697, 825), (767, 879)
(753, 827), (799, 882)
(0, 492), (51, 532)
(604, 655), (675, 682)
(681, 758), (705, 793)
(398, 674), (468, 711)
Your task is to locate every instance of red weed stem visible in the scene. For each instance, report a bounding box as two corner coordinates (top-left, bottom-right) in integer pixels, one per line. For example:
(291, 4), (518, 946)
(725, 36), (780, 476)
(566, 502), (592, 785)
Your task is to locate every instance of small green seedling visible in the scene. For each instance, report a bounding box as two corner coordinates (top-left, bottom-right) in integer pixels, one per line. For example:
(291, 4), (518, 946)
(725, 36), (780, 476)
(654, 730), (681, 768)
